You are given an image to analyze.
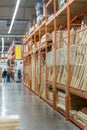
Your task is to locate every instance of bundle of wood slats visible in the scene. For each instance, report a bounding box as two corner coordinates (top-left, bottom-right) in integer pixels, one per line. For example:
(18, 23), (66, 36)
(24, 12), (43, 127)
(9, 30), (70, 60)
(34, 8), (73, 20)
(47, 67), (54, 81)
(48, 91), (53, 101)
(36, 55), (40, 92)
(46, 51), (54, 82)
(56, 47), (67, 84)
(56, 66), (67, 84)
(70, 108), (87, 127)
(41, 33), (52, 45)
(39, 67), (46, 97)
(0, 115), (20, 130)
(70, 26), (87, 90)
(57, 91), (66, 111)
(52, 30), (67, 49)
(32, 55), (35, 90)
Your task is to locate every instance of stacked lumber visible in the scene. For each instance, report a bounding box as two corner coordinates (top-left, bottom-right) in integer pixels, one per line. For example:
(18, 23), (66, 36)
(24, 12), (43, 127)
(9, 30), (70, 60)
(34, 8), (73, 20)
(39, 54), (46, 97)
(32, 55), (35, 90)
(0, 115), (20, 130)
(47, 67), (54, 81)
(57, 91), (66, 111)
(77, 109), (87, 126)
(36, 55), (40, 92)
(48, 91), (53, 101)
(70, 108), (87, 127)
(41, 33), (52, 45)
(52, 30), (67, 49)
(56, 47), (67, 84)
(29, 25), (34, 34)
(40, 67), (46, 97)
(46, 51), (54, 82)
(70, 26), (87, 90)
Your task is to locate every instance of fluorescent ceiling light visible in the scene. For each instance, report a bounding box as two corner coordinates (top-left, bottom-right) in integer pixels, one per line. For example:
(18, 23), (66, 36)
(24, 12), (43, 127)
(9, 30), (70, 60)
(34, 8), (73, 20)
(2, 37), (4, 52)
(8, 0), (21, 34)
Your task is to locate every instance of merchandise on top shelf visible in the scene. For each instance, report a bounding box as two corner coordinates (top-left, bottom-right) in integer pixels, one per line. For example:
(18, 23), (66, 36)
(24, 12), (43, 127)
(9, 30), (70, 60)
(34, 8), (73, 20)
(58, 0), (67, 9)
(35, 1), (45, 25)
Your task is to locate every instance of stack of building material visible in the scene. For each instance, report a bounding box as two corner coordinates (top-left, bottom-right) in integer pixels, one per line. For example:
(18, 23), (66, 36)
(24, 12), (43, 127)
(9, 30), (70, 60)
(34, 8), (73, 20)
(47, 67), (54, 81)
(29, 25), (34, 34)
(36, 55), (40, 92)
(0, 115), (20, 130)
(32, 55), (35, 90)
(70, 26), (87, 90)
(48, 91), (53, 102)
(58, 0), (67, 9)
(56, 47), (67, 84)
(57, 91), (66, 111)
(70, 108), (87, 126)
(41, 33), (52, 45)
(77, 109), (87, 126)
(35, 1), (44, 25)
(52, 30), (67, 49)
(40, 67), (46, 97)
(46, 51), (54, 82)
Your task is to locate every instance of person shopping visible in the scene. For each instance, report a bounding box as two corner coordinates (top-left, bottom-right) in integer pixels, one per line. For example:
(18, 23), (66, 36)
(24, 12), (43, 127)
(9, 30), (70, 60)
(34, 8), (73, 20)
(7, 69), (10, 82)
(2, 69), (7, 83)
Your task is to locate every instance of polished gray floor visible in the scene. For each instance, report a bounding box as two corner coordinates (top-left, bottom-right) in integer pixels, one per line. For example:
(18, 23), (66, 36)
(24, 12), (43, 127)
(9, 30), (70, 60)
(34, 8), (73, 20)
(0, 82), (81, 130)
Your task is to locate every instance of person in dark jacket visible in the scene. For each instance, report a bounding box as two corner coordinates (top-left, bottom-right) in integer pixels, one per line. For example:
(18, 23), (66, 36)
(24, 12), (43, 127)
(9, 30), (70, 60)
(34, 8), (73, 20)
(2, 69), (7, 83)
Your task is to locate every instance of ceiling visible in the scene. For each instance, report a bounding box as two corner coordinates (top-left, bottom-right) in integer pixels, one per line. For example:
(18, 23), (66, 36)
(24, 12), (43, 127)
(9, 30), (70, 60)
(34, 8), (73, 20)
(0, 0), (36, 53)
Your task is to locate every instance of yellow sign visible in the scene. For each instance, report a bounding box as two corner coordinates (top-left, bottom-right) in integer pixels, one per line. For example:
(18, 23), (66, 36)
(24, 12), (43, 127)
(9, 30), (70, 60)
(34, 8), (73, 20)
(15, 45), (21, 59)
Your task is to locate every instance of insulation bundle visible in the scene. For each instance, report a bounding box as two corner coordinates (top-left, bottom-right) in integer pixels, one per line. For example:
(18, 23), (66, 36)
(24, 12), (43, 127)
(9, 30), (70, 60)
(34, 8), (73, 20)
(57, 91), (66, 111)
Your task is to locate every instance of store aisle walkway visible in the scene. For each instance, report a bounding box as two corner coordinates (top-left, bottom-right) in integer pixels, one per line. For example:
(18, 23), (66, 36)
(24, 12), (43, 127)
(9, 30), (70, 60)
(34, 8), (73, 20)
(0, 82), (81, 130)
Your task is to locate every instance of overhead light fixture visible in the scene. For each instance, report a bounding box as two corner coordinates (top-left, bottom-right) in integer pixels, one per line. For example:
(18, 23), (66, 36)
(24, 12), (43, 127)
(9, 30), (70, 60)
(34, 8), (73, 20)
(8, 0), (21, 34)
(2, 37), (4, 52)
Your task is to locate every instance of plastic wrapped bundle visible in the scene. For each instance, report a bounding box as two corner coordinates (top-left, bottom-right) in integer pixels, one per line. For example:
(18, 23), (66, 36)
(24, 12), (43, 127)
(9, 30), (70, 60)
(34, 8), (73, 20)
(35, 2), (43, 16)
(35, 1), (44, 24)
(58, 0), (67, 9)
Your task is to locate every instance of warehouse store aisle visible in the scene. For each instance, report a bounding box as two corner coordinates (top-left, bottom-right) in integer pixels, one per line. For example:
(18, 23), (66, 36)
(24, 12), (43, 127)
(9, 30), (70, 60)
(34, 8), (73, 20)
(0, 82), (81, 130)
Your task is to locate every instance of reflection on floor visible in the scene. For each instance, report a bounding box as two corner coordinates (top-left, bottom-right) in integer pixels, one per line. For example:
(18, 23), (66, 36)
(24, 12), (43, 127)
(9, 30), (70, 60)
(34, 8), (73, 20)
(0, 82), (81, 130)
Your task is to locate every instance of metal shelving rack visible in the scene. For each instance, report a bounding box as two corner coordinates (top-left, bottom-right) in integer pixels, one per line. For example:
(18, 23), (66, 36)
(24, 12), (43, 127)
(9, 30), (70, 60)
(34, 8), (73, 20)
(23, 0), (87, 129)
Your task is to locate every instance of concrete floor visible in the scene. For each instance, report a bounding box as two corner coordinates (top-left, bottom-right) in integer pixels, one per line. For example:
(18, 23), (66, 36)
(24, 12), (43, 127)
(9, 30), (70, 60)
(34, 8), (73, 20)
(0, 82), (81, 130)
